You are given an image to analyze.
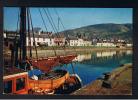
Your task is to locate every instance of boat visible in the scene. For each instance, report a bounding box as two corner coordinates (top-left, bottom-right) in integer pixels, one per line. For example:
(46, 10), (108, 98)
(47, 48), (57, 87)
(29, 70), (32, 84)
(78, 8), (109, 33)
(3, 7), (82, 95)
(3, 68), (29, 94)
(58, 54), (77, 64)
(54, 74), (83, 94)
(30, 54), (77, 72)
(31, 57), (60, 72)
(28, 69), (70, 90)
(3, 67), (82, 94)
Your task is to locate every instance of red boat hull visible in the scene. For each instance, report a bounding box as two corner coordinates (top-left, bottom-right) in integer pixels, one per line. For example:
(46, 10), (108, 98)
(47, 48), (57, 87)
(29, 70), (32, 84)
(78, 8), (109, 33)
(59, 54), (77, 64)
(31, 57), (59, 72)
(31, 54), (77, 72)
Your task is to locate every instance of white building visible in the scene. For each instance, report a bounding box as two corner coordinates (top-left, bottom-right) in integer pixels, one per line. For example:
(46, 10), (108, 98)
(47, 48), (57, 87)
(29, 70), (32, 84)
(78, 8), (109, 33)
(67, 36), (92, 46)
(126, 43), (132, 47)
(67, 36), (78, 46)
(83, 40), (92, 46)
(77, 39), (84, 46)
(96, 42), (116, 47)
(26, 34), (55, 46)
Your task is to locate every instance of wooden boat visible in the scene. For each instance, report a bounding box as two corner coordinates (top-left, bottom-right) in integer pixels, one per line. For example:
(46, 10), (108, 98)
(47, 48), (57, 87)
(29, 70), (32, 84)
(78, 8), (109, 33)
(54, 74), (83, 94)
(3, 68), (69, 94)
(31, 57), (60, 72)
(28, 69), (70, 90)
(3, 68), (29, 94)
(30, 54), (77, 72)
(3, 7), (82, 95)
(3, 68), (82, 95)
(58, 54), (77, 64)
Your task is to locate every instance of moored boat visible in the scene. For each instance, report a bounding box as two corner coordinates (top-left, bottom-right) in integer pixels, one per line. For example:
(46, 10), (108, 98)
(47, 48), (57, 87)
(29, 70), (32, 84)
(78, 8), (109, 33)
(58, 54), (77, 64)
(30, 54), (77, 72)
(3, 7), (82, 95)
(54, 74), (82, 94)
(3, 67), (82, 95)
(3, 68), (29, 94)
(31, 57), (60, 72)
(28, 69), (70, 90)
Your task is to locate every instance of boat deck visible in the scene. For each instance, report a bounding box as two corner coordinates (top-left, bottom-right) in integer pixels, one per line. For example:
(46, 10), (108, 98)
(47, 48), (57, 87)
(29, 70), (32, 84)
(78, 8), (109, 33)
(4, 67), (26, 76)
(38, 70), (67, 80)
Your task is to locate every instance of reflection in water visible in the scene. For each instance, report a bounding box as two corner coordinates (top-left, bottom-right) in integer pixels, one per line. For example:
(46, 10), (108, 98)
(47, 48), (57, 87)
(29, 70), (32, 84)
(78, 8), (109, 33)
(55, 50), (132, 86)
(73, 50), (132, 63)
(96, 51), (116, 57)
(126, 50), (133, 55)
(73, 54), (92, 62)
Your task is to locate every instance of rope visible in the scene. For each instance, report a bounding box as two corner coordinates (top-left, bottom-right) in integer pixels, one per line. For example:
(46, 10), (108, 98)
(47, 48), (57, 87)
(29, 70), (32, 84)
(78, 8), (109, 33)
(28, 8), (38, 60)
(14, 9), (20, 67)
(53, 8), (77, 55)
(38, 8), (57, 56)
(27, 9), (32, 59)
(28, 8), (40, 90)
(44, 8), (67, 56)
(53, 9), (78, 77)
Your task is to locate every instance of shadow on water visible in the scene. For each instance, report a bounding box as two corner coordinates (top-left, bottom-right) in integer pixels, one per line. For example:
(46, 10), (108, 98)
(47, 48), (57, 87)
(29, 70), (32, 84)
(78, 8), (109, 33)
(54, 50), (132, 86)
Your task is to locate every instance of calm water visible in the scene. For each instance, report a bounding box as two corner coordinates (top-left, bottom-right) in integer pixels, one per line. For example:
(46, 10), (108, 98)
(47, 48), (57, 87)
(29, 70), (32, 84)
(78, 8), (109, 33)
(54, 50), (132, 86)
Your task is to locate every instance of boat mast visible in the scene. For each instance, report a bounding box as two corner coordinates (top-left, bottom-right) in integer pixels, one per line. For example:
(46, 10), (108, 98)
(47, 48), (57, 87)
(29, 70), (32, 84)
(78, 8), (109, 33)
(20, 7), (27, 61)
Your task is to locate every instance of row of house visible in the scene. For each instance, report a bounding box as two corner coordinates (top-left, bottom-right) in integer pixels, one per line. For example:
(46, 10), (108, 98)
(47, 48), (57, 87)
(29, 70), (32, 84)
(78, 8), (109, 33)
(94, 39), (132, 47)
(66, 36), (92, 46)
(4, 31), (132, 48)
(27, 34), (92, 47)
(4, 32), (92, 47)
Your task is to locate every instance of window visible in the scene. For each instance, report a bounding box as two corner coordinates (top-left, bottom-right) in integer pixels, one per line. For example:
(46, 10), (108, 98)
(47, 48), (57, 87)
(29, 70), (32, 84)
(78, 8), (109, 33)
(4, 80), (12, 93)
(16, 78), (25, 91)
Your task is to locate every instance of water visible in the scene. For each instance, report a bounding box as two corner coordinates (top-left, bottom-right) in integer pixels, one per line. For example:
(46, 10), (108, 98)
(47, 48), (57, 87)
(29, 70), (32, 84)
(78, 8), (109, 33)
(54, 50), (132, 86)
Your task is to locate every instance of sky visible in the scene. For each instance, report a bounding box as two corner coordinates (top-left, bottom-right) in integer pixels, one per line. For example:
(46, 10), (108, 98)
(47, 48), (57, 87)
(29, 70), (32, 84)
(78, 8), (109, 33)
(4, 7), (132, 32)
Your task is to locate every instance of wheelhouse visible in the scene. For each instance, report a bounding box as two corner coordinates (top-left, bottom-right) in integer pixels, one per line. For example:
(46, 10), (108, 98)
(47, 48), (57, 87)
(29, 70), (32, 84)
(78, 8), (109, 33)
(3, 68), (29, 94)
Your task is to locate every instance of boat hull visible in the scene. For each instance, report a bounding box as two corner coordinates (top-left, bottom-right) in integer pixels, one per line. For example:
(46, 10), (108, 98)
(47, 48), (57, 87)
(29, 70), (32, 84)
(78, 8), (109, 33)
(28, 70), (70, 90)
(31, 54), (77, 72)
(31, 57), (59, 72)
(59, 54), (77, 64)
(54, 74), (82, 94)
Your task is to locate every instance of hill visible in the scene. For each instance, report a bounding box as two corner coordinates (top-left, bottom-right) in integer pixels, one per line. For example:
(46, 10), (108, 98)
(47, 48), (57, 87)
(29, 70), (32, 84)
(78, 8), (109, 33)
(61, 23), (132, 41)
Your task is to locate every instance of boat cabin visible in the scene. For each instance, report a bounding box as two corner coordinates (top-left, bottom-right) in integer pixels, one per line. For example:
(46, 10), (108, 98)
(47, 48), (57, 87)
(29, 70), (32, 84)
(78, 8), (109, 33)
(3, 68), (29, 94)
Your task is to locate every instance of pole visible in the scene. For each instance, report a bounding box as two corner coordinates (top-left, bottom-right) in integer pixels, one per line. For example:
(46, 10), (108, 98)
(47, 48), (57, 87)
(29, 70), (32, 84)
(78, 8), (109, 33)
(20, 7), (27, 61)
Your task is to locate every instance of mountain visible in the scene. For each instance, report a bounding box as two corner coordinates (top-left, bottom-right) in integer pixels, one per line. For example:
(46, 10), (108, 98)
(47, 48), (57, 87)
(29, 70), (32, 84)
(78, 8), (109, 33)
(61, 23), (132, 41)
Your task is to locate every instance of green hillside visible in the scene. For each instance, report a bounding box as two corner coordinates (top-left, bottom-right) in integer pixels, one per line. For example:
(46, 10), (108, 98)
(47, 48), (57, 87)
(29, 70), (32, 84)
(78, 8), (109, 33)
(61, 23), (132, 41)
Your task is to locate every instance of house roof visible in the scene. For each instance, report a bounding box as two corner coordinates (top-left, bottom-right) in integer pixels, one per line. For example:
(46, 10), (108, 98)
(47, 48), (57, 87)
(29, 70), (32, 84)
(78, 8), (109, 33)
(29, 34), (53, 38)
(66, 36), (78, 40)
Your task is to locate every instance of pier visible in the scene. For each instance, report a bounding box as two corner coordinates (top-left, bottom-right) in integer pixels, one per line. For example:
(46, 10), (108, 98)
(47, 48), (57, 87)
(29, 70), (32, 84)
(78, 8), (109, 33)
(72, 63), (132, 95)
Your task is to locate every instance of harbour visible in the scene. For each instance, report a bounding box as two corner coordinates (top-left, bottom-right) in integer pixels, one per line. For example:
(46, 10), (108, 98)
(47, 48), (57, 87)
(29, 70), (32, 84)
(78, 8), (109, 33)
(72, 63), (132, 95)
(54, 50), (132, 86)
(3, 7), (132, 95)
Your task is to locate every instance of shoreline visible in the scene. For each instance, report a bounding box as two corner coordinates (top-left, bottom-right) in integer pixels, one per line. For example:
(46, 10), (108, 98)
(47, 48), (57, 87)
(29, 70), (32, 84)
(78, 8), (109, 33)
(4, 47), (132, 58)
(26, 47), (132, 58)
(72, 63), (132, 95)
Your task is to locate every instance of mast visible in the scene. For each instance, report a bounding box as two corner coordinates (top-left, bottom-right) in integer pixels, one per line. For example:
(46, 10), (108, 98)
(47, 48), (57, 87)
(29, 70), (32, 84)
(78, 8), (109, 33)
(20, 7), (27, 61)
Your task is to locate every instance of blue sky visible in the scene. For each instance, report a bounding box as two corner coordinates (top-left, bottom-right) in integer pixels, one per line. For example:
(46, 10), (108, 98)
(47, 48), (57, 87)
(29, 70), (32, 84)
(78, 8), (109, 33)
(4, 7), (132, 32)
